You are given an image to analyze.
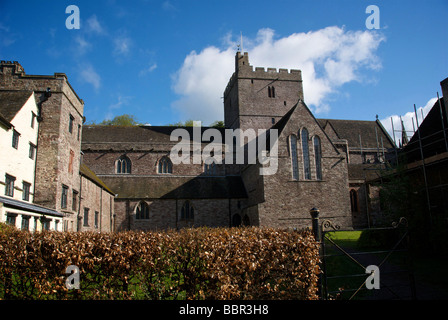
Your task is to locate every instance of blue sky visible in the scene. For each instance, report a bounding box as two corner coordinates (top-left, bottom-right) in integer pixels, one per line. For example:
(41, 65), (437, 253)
(1, 0), (447, 142)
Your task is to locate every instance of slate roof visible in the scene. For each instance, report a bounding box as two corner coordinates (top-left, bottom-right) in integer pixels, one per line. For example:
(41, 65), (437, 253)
(317, 118), (395, 150)
(82, 125), (226, 151)
(98, 175), (247, 199)
(0, 90), (33, 126)
(0, 195), (63, 217)
(80, 163), (115, 195)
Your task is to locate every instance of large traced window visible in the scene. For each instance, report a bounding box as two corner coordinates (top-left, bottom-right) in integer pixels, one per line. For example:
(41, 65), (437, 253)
(158, 156), (173, 174)
(180, 200), (194, 223)
(289, 135), (299, 180)
(135, 201), (150, 220)
(313, 136), (322, 180)
(301, 128), (311, 180)
(116, 155), (131, 174)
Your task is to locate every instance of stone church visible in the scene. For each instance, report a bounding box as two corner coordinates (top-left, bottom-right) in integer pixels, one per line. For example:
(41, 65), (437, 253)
(82, 52), (395, 231)
(1, 52), (395, 232)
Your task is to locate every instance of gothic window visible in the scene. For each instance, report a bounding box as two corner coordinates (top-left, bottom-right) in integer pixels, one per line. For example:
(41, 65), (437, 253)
(350, 189), (359, 213)
(313, 136), (322, 180)
(204, 157), (217, 175)
(180, 200), (194, 223)
(136, 201), (150, 220)
(116, 155), (131, 174)
(301, 128), (311, 180)
(158, 156), (173, 174)
(289, 135), (299, 180)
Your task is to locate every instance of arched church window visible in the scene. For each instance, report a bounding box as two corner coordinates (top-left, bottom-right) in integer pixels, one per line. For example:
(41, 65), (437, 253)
(158, 156), (173, 174)
(313, 136), (322, 180)
(289, 134), (299, 180)
(180, 200), (194, 223)
(135, 201), (149, 220)
(204, 161), (217, 175)
(116, 155), (131, 174)
(301, 128), (311, 180)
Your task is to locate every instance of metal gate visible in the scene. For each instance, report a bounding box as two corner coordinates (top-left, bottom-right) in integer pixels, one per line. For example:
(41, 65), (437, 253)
(310, 210), (416, 300)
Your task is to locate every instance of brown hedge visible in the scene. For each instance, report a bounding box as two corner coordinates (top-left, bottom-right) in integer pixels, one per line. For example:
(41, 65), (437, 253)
(0, 224), (320, 300)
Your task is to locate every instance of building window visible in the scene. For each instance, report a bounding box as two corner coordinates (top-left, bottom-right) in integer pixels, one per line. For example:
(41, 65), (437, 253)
(271, 118), (275, 125)
(136, 201), (150, 220)
(21, 215), (30, 231)
(22, 181), (31, 201)
(72, 190), (78, 211)
(31, 112), (36, 128)
(313, 136), (322, 180)
(69, 114), (74, 133)
(77, 124), (81, 140)
(41, 217), (50, 231)
(12, 129), (20, 149)
(5, 174), (15, 197)
(301, 128), (311, 180)
(158, 156), (173, 174)
(180, 200), (194, 223)
(268, 86), (275, 98)
(116, 155), (131, 174)
(29, 143), (36, 159)
(6, 213), (17, 226)
(61, 185), (69, 209)
(204, 160), (217, 176)
(83, 208), (89, 226)
(289, 135), (299, 180)
(350, 189), (359, 213)
(94, 211), (99, 228)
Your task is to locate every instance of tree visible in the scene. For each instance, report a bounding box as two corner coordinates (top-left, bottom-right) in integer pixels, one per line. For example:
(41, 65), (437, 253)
(89, 114), (141, 126)
(167, 120), (225, 128)
(210, 120), (225, 128)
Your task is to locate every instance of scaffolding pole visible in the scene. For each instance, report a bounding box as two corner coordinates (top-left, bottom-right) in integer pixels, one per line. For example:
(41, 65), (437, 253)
(414, 104), (432, 225)
(437, 92), (448, 153)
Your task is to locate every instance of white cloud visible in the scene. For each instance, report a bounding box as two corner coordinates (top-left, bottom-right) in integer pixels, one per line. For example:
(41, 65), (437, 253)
(171, 26), (385, 125)
(79, 64), (101, 91)
(86, 15), (105, 35)
(139, 63), (157, 76)
(75, 35), (91, 54)
(104, 95), (132, 120)
(113, 35), (132, 56)
(380, 97), (438, 146)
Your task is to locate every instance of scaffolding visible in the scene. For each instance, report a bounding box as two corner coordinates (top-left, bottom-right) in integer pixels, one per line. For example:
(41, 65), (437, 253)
(372, 93), (448, 227)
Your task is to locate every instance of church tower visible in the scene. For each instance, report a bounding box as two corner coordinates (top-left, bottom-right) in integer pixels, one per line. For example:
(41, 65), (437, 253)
(223, 52), (304, 131)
